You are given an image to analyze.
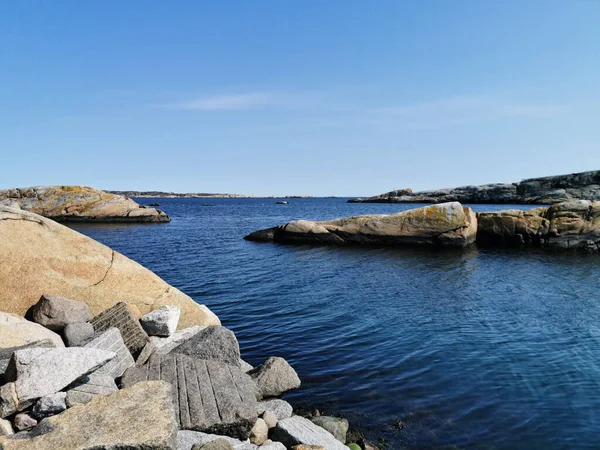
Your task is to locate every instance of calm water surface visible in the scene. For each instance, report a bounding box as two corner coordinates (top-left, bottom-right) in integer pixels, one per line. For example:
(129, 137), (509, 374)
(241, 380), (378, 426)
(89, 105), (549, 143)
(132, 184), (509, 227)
(71, 198), (600, 450)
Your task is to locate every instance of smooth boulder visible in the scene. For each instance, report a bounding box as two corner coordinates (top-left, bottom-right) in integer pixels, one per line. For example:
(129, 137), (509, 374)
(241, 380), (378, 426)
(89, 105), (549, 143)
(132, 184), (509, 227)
(0, 313), (64, 349)
(31, 294), (92, 331)
(0, 381), (178, 450)
(0, 206), (220, 329)
(245, 202), (477, 248)
(248, 357), (301, 399)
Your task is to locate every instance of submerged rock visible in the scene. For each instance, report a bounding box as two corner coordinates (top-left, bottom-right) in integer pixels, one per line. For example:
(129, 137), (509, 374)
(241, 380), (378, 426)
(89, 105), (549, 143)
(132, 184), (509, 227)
(0, 206), (220, 329)
(0, 185), (170, 222)
(310, 416), (348, 444)
(245, 202), (477, 248)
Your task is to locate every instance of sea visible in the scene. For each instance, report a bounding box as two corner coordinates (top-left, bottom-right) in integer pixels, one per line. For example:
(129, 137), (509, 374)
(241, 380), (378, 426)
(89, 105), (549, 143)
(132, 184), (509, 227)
(70, 198), (600, 450)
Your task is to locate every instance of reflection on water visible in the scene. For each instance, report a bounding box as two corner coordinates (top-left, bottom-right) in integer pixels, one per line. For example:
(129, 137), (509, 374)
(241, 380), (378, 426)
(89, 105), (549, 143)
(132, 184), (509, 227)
(70, 198), (600, 450)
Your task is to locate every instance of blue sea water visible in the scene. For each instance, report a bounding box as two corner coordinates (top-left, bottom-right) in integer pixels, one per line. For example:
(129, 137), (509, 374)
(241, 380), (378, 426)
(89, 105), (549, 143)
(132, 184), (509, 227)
(71, 198), (600, 450)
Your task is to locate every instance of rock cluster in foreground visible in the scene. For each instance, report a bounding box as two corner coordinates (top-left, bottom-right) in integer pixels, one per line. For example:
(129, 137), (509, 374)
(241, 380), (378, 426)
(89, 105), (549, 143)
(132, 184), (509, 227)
(0, 185), (170, 222)
(348, 169), (600, 204)
(245, 202), (478, 248)
(0, 206), (219, 328)
(245, 201), (600, 253)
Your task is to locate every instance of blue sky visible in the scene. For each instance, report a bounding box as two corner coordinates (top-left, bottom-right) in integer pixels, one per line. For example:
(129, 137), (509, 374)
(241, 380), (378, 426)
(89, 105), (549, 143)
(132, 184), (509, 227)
(1, 1), (599, 196)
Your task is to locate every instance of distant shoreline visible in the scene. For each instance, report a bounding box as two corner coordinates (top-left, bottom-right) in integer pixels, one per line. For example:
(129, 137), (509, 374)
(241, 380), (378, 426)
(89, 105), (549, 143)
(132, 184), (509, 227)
(107, 190), (329, 199)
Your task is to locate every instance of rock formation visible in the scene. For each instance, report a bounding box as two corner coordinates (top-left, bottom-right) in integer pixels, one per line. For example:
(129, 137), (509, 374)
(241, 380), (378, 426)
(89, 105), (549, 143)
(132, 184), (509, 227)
(0, 206), (219, 328)
(245, 202), (478, 248)
(0, 185), (170, 222)
(348, 170), (600, 204)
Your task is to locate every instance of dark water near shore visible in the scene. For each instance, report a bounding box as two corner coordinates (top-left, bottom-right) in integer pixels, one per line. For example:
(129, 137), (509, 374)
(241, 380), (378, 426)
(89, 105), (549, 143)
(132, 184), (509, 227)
(71, 198), (600, 450)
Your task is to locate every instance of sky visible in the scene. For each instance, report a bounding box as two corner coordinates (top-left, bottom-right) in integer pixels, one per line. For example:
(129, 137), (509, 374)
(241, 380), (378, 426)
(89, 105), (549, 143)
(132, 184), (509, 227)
(1, 1), (599, 197)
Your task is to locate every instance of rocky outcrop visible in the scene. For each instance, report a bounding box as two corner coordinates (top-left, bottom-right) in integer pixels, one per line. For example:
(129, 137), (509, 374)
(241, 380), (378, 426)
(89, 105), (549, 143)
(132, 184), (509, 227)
(349, 170), (600, 204)
(0, 185), (170, 222)
(0, 206), (220, 329)
(477, 200), (600, 251)
(245, 202), (478, 248)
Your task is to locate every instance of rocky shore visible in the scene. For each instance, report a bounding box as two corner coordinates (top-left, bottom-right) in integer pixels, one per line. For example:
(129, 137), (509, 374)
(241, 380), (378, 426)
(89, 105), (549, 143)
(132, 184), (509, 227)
(0, 206), (372, 449)
(348, 170), (600, 204)
(246, 200), (600, 253)
(0, 186), (170, 222)
(109, 191), (315, 199)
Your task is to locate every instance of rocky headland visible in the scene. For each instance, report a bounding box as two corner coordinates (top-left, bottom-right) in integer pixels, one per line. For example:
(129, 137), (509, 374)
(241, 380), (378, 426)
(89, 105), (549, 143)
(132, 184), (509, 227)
(0, 186), (170, 222)
(0, 206), (371, 450)
(348, 170), (600, 204)
(109, 191), (315, 199)
(246, 200), (600, 253)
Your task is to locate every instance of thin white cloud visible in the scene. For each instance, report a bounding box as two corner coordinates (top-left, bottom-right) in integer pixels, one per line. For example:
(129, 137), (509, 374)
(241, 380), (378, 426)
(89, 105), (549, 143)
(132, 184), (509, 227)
(168, 92), (273, 110)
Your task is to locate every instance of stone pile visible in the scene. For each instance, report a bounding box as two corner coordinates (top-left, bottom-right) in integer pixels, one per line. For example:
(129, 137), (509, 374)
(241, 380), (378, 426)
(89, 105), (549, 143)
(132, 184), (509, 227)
(0, 294), (369, 449)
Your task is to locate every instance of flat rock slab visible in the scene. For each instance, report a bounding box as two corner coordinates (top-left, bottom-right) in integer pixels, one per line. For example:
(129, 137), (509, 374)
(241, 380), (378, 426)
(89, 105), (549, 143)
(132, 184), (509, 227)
(0, 340), (56, 384)
(150, 326), (206, 354)
(0, 381), (178, 450)
(0, 313), (64, 349)
(177, 431), (256, 450)
(271, 416), (348, 450)
(83, 328), (135, 378)
(65, 373), (118, 407)
(90, 302), (148, 358)
(122, 353), (258, 439)
(256, 399), (293, 420)
(171, 326), (241, 366)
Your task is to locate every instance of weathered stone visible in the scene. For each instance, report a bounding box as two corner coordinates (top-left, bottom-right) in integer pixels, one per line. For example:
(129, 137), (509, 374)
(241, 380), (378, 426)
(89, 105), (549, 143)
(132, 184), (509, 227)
(245, 202), (478, 248)
(192, 438), (235, 450)
(249, 418), (268, 445)
(136, 341), (157, 366)
(141, 305), (181, 337)
(0, 340), (56, 384)
(261, 410), (278, 429)
(260, 442), (286, 450)
(7, 347), (115, 411)
(476, 208), (549, 247)
(150, 326), (205, 355)
(256, 399), (293, 420)
(12, 413), (37, 431)
(0, 381), (178, 450)
(65, 373), (118, 407)
(291, 446), (325, 450)
(0, 418), (13, 436)
(32, 392), (67, 420)
(62, 322), (94, 347)
(83, 328), (135, 378)
(0, 185), (170, 222)
(0, 206), (220, 329)
(0, 313), (64, 349)
(240, 360), (253, 373)
(310, 416), (348, 444)
(90, 302), (148, 358)
(121, 353), (258, 439)
(272, 416), (347, 450)
(31, 294), (92, 331)
(172, 326), (241, 366)
(248, 357), (301, 399)
(0, 383), (18, 418)
(178, 430), (254, 450)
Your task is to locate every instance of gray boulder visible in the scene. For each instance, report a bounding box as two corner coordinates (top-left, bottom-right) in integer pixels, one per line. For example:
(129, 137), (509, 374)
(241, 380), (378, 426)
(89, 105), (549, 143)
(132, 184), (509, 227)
(148, 325), (206, 356)
(2, 347), (115, 414)
(90, 302), (149, 358)
(258, 442), (285, 450)
(63, 322), (94, 347)
(31, 294), (92, 331)
(271, 416), (348, 450)
(122, 353), (257, 439)
(172, 326), (241, 366)
(261, 410), (278, 429)
(12, 413), (37, 431)
(32, 392), (67, 420)
(248, 357), (301, 399)
(177, 431), (255, 450)
(0, 339), (56, 384)
(0, 418), (13, 436)
(239, 360), (253, 373)
(310, 416), (348, 444)
(65, 373), (118, 407)
(140, 305), (181, 337)
(83, 328), (134, 378)
(192, 439), (234, 450)
(256, 399), (293, 420)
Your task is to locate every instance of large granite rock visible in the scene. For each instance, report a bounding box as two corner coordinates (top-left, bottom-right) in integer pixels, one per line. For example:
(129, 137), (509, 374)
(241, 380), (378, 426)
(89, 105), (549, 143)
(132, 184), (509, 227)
(121, 353), (258, 439)
(1, 347), (115, 415)
(31, 294), (92, 331)
(83, 328), (135, 378)
(177, 430), (255, 450)
(348, 170), (600, 204)
(477, 200), (600, 252)
(0, 185), (170, 222)
(309, 416), (348, 444)
(0, 206), (220, 329)
(0, 340), (56, 385)
(171, 326), (241, 366)
(65, 373), (118, 407)
(256, 399), (294, 420)
(246, 202), (477, 248)
(0, 381), (178, 450)
(141, 305), (181, 337)
(248, 357), (301, 400)
(90, 304), (148, 359)
(0, 313), (64, 349)
(271, 416), (348, 450)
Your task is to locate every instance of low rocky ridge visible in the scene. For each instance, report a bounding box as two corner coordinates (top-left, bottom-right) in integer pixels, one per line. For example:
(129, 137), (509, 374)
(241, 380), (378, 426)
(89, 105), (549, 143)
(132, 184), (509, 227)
(348, 169), (600, 204)
(245, 202), (478, 248)
(245, 201), (600, 253)
(0, 206), (219, 328)
(0, 185), (170, 222)
(0, 295), (371, 449)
